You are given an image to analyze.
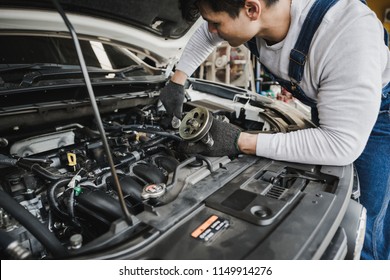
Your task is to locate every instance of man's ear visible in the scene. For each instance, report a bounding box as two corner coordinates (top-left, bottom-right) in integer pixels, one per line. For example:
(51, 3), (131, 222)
(244, 0), (261, 20)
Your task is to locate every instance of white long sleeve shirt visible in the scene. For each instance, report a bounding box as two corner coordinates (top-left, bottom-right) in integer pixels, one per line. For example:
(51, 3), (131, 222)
(176, 0), (390, 166)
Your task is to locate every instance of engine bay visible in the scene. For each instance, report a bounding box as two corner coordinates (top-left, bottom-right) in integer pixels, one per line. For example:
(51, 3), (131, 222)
(0, 97), (195, 258)
(0, 82), (357, 260)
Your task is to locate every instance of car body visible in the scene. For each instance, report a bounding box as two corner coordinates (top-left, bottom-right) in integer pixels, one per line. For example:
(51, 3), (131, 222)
(0, 0), (366, 260)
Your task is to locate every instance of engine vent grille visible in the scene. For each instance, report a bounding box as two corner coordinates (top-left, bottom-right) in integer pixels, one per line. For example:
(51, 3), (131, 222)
(265, 185), (287, 200)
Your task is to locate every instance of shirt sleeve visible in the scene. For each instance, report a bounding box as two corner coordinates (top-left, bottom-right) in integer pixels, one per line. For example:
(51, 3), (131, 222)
(256, 10), (385, 166)
(176, 21), (224, 77)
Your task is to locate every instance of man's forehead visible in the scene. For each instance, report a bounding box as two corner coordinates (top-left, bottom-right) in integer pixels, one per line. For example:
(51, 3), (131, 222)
(198, 1), (227, 20)
(198, 2), (214, 20)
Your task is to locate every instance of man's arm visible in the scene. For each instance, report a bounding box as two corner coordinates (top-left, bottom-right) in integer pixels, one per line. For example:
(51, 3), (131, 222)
(174, 21), (223, 81)
(255, 11), (384, 166)
(159, 21), (224, 127)
(237, 132), (257, 155)
(169, 69), (188, 85)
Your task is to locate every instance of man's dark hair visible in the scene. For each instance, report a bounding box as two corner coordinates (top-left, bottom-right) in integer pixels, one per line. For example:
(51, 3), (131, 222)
(180, 0), (279, 22)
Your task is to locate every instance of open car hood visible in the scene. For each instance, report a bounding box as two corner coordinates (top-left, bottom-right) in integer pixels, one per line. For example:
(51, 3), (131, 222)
(0, 0), (201, 67)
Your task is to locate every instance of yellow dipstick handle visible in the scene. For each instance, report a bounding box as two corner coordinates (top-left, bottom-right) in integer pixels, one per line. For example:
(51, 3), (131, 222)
(67, 153), (77, 171)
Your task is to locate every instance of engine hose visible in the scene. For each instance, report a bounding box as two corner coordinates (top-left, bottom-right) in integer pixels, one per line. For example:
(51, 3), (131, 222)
(67, 188), (76, 220)
(123, 124), (164, 131)
(19, 157), (53, 165)
(31, 164), (67, 181)
(47, 178), (73, 220)
(48, 178), (91, 228)
(192, 154), (213, 171)
(0, 190), (68, 259)
(141, 136), (168, 149)
(144, 143), (173, 156)
(17, 160), (68, 181)
(122, 125), (182, 141)
(0, 230), (15, 249)
(0, 154), (17, 166)
(0, 230), (31, 259)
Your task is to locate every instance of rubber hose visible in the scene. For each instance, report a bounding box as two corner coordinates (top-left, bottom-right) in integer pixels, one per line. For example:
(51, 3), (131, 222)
(0, 189), (68, 258)
(32, 164), (64, 179)
(122, 125), (182, 141)
(0, 230), (15, 249)
(17, 161), (66, 181)
(48, 178), (72, 220)
(0, 154), (17, 166)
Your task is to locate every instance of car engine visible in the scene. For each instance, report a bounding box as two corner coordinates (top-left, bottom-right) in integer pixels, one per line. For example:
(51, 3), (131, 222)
(0, 98), (197, 258)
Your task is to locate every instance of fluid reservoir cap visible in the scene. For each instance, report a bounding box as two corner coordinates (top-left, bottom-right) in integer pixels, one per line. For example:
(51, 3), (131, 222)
(70, 234), (83, 250)
(141, 183), (166, 199)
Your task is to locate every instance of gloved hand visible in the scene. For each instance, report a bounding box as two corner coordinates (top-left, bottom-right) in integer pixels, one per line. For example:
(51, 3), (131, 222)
(178, 117), (241, 157)
(159, 81), (185, 128)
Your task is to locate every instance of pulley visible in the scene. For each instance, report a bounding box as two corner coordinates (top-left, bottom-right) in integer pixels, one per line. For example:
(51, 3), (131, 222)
(179, 107), (214, 147)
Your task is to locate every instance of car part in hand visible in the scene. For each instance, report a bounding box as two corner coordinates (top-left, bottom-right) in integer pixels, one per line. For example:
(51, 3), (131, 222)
(179, 107), (214, 147)
(179, 107), (241, 157)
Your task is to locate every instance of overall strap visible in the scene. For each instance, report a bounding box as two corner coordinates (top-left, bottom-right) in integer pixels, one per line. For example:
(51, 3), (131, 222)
(246, 37), (259, 58)
(289, 0), (339, 84)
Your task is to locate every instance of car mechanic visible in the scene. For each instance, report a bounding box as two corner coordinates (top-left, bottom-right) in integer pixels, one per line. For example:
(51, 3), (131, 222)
(159, 0), (390, 260)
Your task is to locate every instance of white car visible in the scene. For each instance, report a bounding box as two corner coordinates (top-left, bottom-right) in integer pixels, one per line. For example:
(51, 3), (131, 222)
(0, 0), (365, 260)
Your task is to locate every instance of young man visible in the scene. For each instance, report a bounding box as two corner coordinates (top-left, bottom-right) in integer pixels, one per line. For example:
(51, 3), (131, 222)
(159, 0), (390, 260)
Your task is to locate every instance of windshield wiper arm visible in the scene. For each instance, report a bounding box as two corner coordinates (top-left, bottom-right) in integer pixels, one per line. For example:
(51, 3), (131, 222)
(16, 65), (145, 87)
(0, 63), (64, 73)
(113, 65), (145, 78)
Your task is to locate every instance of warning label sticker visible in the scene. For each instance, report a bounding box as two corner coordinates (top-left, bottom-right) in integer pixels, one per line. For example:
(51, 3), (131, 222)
(191, 215), (230, 242)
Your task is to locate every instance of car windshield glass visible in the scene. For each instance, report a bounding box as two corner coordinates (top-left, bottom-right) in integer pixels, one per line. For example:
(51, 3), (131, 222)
(0, 35), (156, 90)
(1, 35), (141, 70)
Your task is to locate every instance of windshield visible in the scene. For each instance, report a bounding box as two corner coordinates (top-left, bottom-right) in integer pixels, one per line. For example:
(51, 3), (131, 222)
(0, 35), (158, 90)
(2, 35), (144, 69)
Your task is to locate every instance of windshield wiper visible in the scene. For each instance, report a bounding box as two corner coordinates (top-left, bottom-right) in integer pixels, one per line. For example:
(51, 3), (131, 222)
(113, 65), (145, 78)
(0, 63), (65, 73)
(1, 63), (144, 75)
(1, 64), (146, 87)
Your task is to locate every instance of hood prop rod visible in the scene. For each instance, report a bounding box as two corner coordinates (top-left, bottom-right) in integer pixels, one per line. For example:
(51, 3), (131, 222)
(51, 0), (133, 226)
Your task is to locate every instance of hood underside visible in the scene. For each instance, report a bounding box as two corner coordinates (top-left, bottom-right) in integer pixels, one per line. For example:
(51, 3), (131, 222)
(1, 0), (195, 38)
(0, 1), (203, 66)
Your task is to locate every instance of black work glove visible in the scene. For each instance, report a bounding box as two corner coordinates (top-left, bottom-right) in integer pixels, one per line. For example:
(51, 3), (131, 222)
(179, 117), (241, 157)
(159, 81), (185, 127)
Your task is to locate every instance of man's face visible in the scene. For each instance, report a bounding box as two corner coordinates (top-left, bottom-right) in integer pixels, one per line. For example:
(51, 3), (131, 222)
(199, 2), (257, 47)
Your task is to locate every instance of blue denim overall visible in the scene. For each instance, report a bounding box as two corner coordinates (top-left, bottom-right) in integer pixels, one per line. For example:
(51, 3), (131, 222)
(247, 0), (390, 259)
